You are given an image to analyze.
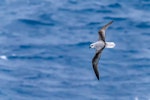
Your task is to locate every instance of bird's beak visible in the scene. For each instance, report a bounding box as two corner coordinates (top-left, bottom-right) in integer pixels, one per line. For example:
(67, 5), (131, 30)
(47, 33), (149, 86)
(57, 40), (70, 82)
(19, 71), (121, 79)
(89, 46), (91, 48)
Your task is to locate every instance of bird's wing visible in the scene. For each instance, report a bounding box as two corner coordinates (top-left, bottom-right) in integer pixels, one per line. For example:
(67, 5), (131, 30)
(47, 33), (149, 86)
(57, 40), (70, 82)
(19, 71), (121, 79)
(92, 47), (105, 80)
(98, 21), (113, 42)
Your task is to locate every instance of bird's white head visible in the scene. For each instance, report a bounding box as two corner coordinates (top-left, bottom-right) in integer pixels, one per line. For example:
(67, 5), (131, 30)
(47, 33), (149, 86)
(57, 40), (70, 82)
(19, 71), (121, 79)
(90, 43), (96, 48)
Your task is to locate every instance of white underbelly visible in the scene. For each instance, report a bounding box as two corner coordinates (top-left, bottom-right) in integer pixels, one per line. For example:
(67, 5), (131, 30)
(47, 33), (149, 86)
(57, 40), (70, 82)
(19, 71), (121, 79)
(95, 41), (105, 50)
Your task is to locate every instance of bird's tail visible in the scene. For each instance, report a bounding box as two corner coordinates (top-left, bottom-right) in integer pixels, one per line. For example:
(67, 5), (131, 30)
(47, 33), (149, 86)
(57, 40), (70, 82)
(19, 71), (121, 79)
(105, 42), (115, 48)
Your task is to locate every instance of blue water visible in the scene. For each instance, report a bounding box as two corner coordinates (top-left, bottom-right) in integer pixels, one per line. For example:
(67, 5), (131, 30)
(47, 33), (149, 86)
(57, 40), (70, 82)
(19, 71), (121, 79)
(0, 0), (150, 100)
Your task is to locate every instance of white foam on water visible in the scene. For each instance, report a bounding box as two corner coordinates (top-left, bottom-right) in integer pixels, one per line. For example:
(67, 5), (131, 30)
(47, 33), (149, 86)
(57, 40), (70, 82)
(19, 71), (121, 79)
(135, 97), (138, 100)
(0, 55), (8, 60)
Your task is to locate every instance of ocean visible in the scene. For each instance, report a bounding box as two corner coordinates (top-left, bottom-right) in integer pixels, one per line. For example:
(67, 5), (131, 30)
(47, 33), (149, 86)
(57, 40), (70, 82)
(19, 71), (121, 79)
(0, 0), (150, 100)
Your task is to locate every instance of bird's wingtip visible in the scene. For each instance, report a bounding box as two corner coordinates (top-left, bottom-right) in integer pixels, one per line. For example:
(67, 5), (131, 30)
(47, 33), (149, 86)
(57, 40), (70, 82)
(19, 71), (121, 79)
(96, 74), (100, 80)
(97, 77), (99, 80)
(110, 20), (114, 24)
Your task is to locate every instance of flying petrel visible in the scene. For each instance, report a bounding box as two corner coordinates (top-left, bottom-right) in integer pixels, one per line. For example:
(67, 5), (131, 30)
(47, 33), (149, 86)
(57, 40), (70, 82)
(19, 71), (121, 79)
(90, 21), (115, 80)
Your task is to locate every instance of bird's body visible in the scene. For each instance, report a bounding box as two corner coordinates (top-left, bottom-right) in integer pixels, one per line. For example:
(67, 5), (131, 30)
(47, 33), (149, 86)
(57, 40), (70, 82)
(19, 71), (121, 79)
(90, 21), (115, 80)
(90, 41), (105, 51)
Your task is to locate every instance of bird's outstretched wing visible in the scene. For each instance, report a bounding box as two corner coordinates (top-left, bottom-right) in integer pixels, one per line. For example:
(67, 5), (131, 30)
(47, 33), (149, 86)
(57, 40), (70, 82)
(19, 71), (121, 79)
(92, 47), (105, 80)
(98, 21), (113, 42)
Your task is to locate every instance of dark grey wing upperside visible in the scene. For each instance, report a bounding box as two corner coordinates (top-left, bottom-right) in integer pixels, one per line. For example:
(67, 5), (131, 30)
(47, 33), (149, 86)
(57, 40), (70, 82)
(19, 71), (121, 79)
(98, 21), (113, 41)
(92, 47), (105, 80)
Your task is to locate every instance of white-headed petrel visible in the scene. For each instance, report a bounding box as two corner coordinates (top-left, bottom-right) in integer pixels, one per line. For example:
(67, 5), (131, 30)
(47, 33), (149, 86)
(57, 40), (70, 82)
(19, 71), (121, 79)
(90, 21), (115, 80)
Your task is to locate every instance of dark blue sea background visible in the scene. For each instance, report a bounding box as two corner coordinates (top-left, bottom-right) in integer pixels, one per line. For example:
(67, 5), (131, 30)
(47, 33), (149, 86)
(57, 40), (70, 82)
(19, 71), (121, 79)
(0, 0), (149, 100)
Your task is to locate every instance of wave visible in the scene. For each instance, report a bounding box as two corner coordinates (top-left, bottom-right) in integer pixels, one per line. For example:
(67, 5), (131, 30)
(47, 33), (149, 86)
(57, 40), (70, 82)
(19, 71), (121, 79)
(136, 22), (150, 28)
(17, 19), (55, 26)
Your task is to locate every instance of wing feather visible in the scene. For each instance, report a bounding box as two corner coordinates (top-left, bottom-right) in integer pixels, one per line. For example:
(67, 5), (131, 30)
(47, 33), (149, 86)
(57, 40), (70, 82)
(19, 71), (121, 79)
(92, 47), (105, 80)
(98, 21), (113, 41)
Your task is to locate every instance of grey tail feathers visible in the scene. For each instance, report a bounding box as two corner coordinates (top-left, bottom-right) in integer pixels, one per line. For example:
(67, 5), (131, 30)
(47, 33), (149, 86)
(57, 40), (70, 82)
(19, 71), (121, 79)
(105, 42), (115, 48)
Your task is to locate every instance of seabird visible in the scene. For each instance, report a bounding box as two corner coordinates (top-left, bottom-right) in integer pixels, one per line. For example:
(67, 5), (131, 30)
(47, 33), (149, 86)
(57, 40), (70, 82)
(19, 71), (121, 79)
(90, 21), (115, 80)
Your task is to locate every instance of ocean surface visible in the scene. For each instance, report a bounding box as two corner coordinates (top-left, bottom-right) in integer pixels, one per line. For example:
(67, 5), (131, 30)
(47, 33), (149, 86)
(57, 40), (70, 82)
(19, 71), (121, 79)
(0, 0), (150, 100)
